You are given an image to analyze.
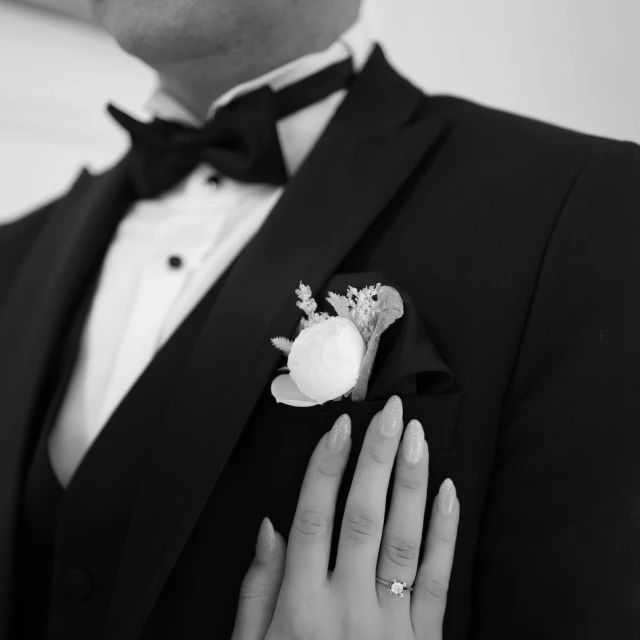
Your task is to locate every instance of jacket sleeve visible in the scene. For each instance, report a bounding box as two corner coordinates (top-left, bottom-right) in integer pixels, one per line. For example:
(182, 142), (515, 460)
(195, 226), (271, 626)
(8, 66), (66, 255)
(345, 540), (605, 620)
(470, 141), (640, 637)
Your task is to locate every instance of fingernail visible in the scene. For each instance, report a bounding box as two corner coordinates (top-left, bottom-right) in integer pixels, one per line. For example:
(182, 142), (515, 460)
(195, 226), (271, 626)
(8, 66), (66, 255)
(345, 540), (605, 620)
(402, 419), (424, 464)
(439, 479), (457, 516)
(328, 414), (351, 451)
(379, 396), (403, 438)
(255, 517), (276, 563)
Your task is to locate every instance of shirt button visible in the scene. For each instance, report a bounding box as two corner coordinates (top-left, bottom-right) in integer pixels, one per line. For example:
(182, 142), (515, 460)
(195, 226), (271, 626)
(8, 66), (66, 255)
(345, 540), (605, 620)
(61, 568), (93, 602)
(206, 173), (221, 188)
(168, 255), (183, 269)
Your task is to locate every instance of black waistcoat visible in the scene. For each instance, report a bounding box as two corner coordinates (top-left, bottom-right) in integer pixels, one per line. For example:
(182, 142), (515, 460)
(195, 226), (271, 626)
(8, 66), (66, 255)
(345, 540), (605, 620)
(10, 260), (233, 639)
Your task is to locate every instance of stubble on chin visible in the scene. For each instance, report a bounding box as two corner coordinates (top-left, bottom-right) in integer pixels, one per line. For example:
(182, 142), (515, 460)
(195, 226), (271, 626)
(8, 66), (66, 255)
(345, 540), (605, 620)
(92, 0), (250, 65)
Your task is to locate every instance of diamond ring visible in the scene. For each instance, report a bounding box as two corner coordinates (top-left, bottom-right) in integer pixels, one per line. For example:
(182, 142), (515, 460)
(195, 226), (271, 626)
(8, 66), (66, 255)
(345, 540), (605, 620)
(375, 577), (414, 597)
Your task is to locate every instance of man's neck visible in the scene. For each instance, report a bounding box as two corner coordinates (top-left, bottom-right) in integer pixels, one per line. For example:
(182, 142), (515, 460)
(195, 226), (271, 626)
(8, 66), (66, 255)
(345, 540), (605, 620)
(155, 9), (360, 121)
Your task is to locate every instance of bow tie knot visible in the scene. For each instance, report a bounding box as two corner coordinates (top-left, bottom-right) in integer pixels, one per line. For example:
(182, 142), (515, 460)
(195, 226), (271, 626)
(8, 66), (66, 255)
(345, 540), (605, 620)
(108, 58), (354, 199)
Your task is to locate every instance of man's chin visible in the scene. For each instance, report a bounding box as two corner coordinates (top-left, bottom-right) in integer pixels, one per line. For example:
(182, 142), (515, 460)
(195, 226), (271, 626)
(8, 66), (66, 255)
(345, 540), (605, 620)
(95, 0), (225, 66)
(109, 29), (192, 67)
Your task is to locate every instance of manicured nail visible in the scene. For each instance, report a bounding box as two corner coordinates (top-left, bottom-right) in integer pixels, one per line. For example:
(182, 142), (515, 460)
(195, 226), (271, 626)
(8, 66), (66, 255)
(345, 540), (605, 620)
(328, 414), (351, 451)
(379, 396), (403, 438)
(255, 517), (276, 563)
(439, 479), (457, 516)
(402, 419), (424, 464)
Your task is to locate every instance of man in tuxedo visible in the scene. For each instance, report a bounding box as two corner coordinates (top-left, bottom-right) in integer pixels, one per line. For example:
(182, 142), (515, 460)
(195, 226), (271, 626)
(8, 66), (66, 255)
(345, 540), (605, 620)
(1, 0), (639, 637)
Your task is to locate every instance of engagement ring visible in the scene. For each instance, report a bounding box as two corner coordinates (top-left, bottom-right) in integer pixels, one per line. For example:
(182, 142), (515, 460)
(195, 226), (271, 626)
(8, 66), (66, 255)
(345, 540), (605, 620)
(375, 577), (414, 597)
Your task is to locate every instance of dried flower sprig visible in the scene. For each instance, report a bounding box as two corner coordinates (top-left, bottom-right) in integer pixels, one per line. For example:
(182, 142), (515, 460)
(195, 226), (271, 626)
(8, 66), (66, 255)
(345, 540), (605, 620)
(295, 281), (385, 344)
(296, 282), (330, 329)
(271, 336), (293, 355)
(347, 283), (381, 343)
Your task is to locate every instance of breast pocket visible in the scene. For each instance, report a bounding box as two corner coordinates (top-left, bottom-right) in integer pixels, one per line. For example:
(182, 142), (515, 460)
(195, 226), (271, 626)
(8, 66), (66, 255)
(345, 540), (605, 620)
(249, 392), (459, 453)
(234, 390), (461, 557)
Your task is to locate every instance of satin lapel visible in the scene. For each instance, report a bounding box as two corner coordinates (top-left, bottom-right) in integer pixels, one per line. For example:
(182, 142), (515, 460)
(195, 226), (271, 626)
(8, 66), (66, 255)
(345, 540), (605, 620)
(107, 48), (450, 639)
(0, 157), (134, 633)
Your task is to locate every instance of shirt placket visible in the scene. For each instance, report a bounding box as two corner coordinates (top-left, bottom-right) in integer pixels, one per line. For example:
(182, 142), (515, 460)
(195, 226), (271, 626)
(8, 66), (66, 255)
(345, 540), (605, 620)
(97, 215), (217, 427)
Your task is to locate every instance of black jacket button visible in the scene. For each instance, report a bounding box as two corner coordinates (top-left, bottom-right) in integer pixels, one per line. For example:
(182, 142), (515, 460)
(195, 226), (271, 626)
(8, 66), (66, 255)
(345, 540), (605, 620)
(61, 568), (93, 601)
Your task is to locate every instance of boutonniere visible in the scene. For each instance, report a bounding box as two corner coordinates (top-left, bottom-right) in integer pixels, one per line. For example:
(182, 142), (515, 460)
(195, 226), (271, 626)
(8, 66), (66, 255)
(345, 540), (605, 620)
(270, 282), (404, 407)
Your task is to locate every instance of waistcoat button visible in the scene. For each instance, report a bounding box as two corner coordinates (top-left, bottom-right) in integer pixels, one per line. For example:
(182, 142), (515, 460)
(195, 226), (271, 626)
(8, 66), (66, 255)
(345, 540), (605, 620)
(61, 568), (93, 601)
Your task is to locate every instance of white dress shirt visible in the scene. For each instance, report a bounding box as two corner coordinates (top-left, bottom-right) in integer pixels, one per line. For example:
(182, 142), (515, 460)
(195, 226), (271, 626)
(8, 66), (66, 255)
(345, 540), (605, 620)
(48, 19), (375, 487)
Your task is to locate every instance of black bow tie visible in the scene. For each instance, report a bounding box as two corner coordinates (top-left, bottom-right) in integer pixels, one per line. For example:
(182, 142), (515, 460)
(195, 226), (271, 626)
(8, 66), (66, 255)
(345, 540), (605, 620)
(108, 58), (354, 199)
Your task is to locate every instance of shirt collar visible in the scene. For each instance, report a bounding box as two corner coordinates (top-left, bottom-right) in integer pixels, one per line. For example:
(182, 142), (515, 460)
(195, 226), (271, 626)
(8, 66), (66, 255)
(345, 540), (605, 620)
(144, 15), (375, 175)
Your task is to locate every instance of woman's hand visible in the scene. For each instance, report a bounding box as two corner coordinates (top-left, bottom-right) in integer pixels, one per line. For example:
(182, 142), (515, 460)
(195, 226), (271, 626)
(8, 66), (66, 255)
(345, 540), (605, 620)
(232, 396), (460, 640)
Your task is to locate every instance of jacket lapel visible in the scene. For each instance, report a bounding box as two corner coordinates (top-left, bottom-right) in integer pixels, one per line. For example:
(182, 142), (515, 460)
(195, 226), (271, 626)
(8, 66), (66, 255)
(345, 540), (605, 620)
(0, 157), (134, 633)
(107, 47), (451, 639)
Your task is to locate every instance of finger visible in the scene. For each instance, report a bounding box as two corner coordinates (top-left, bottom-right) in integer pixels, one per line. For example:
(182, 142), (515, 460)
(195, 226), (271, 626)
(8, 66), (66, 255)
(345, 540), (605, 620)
(334, 396), (404, 588)
(232, 518), (286, 640)
(412, 479), (459, 639)
(376, 419), (428, 606)
(285, 414), (352, 591)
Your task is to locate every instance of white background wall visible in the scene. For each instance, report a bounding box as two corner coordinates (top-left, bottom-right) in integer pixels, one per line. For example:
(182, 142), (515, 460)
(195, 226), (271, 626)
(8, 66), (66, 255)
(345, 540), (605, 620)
(1, 0), (639, 221)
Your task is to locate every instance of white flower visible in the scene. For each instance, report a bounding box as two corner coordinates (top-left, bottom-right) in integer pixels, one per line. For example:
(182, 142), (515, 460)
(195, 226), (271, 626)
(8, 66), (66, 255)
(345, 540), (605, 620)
(271, 317), (366, 406)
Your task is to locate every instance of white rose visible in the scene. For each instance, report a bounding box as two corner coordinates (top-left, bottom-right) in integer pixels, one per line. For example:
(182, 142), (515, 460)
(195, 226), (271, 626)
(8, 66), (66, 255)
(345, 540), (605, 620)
(271, 317), (366, 406)
(289, 316), (366, 403)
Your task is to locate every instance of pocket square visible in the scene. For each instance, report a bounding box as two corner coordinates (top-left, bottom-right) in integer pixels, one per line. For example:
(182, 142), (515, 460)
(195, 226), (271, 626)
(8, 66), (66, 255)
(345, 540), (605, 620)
(319, 271), (454, 401)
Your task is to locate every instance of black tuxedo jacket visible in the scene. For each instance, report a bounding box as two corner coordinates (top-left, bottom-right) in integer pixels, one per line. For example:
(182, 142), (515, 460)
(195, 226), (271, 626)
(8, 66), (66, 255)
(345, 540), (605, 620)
(1, 47), (639, 639)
